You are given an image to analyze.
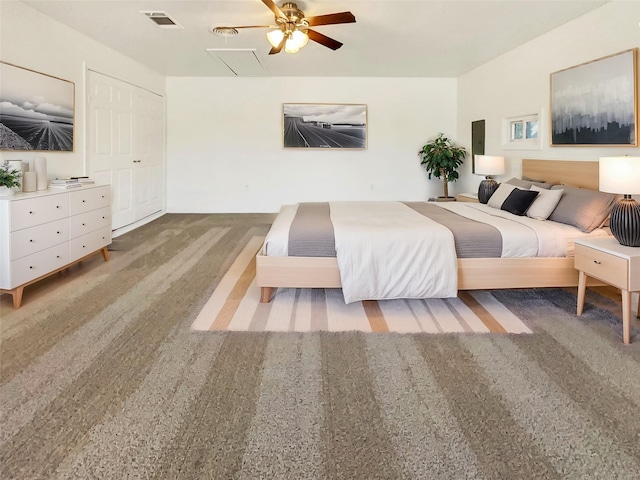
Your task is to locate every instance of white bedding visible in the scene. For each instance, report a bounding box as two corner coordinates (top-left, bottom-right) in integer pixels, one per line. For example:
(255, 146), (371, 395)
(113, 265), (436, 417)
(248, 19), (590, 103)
(330, 202), (458, 303)
(432, 202), (609, 257)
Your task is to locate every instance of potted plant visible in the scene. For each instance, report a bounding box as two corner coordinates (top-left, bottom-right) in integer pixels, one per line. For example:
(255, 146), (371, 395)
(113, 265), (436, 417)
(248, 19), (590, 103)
(418, 133), (467, 201)
(0, 161), (22, 196)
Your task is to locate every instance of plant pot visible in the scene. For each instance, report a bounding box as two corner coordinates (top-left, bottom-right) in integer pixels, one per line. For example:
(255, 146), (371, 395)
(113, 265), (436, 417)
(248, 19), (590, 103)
(0, 185), (16, 197)
(436, 196), (456, 202)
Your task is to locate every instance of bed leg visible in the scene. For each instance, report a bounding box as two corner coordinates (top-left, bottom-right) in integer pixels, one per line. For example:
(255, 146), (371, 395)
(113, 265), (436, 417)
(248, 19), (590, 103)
(260, 287), (272, 303)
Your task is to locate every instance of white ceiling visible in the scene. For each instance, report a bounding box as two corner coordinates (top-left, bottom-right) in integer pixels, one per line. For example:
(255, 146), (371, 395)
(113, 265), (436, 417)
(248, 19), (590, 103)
(21, 0), (608, 77)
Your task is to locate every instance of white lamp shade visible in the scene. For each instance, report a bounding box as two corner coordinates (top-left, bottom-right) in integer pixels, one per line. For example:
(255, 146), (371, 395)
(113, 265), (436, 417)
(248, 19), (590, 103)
(599, 156), (640, 195)
(267, 29), (284, 48)
(475, 155), (505, 176)
(289, 29), (308, 49)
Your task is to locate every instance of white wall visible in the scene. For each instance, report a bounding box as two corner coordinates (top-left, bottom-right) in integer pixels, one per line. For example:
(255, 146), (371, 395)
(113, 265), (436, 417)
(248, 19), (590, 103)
(0, 1), (165, 180)
(456, 1), (640, 194)
(166, 77), (458, 213)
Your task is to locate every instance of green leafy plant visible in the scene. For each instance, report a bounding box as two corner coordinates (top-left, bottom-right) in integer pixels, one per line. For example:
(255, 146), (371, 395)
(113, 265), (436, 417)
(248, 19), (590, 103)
(418, 133), (467, 199)
(0, 161), (22, 188)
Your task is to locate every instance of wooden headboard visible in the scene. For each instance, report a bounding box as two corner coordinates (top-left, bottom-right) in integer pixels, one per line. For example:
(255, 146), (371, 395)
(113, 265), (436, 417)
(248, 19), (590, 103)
(522, 159), (599, 190)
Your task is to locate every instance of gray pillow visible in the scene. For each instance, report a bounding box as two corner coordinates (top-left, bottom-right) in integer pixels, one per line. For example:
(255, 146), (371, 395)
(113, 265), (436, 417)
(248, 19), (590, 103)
(548, 185), (616, 232)
(505, 177), (553, 190)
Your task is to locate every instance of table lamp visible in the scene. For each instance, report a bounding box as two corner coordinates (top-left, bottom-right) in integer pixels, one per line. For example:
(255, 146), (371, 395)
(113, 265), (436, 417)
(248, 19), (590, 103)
(599, 156), (640, 247)
(475, 155), (505, 204)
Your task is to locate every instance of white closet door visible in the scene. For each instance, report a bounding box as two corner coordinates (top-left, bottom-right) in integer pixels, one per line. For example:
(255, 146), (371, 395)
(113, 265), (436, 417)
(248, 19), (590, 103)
(87, 71), (164, 230)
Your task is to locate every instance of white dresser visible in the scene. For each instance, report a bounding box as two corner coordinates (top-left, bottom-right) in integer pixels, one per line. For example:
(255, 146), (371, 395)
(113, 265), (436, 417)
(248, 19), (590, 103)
(0, 184), (112, 308)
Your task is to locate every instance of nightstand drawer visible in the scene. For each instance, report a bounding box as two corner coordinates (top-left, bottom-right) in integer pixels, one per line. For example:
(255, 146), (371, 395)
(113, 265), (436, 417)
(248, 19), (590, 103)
(575, 244), (629, 289)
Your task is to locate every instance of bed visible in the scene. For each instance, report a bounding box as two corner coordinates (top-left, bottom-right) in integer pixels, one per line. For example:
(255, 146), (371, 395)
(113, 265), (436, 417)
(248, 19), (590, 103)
(256, 159), (613, 303)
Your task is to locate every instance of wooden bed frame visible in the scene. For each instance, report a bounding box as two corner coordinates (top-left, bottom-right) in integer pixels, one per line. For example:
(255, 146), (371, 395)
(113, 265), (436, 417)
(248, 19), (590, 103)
(256, 159), (603, 303)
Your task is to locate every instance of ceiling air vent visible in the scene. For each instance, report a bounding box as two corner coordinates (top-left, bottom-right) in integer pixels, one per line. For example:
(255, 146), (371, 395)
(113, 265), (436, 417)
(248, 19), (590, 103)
(140, 11), (183, 29)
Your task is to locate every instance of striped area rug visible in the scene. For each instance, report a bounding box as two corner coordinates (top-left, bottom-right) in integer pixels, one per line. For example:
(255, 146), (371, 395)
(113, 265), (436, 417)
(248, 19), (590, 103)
(192, 236), (532, 334)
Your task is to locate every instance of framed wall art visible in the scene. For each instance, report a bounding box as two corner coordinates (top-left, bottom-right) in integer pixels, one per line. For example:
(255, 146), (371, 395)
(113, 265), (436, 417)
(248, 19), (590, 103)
(283, 103), (367, 149)
(0, 62), (75, 151)
(550, 48), (637, 146)
(471, 119), (485, 173)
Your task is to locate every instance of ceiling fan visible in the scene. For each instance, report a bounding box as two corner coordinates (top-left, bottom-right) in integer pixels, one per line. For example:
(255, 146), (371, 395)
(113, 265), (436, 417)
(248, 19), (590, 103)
(213, 0), (356, 55)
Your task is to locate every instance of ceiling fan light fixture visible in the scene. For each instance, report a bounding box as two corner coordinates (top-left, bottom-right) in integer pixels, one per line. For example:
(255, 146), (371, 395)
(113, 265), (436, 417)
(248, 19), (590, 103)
(290, 29), (309, 49)
(284, 40), (299, 54)
(266, 29), (285, 47)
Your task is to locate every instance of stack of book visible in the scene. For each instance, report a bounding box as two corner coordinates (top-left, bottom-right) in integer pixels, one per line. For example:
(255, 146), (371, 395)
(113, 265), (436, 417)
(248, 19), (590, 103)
(49, 177), (95, 189)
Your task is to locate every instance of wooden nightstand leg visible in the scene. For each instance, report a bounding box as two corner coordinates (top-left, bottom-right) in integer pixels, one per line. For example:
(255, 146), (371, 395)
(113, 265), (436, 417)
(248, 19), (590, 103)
(621, 290), (631, 345)
(577, 271), (587, 315)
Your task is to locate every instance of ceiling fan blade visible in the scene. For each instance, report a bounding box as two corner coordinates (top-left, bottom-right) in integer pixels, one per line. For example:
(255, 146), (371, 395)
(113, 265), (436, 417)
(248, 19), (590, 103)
(305, 12), (355, 27)
(261, 0), (286, 19)
(269, 35), (286, 55)
(307, 29), (343, 50)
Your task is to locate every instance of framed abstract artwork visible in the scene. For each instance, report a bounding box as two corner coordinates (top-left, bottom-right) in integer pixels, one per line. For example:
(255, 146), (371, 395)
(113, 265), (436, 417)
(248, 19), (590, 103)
(0, 62), (75, 151)
(283, 103), (367, 149)
(550, 48), (637, 146)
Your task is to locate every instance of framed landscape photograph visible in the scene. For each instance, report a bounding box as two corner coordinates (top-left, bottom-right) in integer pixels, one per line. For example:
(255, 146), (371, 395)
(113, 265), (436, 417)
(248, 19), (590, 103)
(283, 103), (367, 149)
(0, 62), (75, 151)
(550, 48), (637, 146)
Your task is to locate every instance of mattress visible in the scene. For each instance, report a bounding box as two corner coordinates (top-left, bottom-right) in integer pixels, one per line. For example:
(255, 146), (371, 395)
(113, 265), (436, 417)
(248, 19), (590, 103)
(264, 201), (609, 259)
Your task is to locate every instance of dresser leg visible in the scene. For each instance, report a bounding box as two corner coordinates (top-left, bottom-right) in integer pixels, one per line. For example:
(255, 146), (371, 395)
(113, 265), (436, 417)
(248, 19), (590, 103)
(12, 286), (24, 309)
(101, 247), (110, 262)
(621, 290), (631, 345)
(576, 271), (587, 315)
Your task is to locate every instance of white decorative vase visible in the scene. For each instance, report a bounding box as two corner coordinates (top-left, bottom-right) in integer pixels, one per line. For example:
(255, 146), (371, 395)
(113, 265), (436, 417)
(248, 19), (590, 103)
(0, 185), (16, 197)
(34, 157), (47, 191)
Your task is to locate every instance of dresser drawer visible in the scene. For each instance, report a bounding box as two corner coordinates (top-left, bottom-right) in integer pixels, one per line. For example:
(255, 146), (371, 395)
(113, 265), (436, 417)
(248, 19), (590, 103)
(10, 195), (69, 231)
(69, 186), (110, 215)
(69, 226), (111, 263)
(10, 218), (69, 260)
(10, 244), (69, 287)
(69, 207), (111, 238)
(575, 244), (629, 289)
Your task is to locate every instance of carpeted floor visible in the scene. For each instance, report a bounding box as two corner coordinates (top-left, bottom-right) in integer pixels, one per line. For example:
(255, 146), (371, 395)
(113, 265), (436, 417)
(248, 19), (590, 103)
(1, 213), (639, 479)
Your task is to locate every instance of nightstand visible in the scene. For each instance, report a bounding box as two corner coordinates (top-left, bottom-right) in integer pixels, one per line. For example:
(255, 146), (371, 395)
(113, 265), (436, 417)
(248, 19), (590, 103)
(456, 193), (479, 203)
(575, 237), (640, 344)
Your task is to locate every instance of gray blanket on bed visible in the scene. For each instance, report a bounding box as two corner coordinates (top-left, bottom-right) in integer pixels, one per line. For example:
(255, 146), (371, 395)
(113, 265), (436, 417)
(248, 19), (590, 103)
(287, 201), (502, 258)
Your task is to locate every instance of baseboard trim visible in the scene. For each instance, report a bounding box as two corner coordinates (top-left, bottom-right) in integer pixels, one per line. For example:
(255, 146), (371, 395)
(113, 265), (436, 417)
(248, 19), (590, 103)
(112, 211), (165, 238)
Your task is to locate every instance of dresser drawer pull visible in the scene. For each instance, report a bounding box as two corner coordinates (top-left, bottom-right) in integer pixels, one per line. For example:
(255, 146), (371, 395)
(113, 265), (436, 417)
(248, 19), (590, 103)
(29, 266), (34, 269)
(29, 239), (34, 243)
(593, 260), (602, 265)
(56, 205), (60, 209)
(29, 211), (34, 214)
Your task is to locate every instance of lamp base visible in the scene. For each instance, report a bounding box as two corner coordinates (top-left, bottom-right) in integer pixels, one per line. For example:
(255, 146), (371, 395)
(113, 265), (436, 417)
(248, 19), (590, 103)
(609, 196), (640, 247)
(478, 177), (498, 204)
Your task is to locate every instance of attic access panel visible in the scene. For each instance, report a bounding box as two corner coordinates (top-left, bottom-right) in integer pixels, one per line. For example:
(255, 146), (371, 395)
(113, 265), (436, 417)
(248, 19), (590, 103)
(205, 49), (267, 76)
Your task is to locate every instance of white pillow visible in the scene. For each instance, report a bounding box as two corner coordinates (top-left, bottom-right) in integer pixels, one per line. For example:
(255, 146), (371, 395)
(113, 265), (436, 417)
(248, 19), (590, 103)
(487, 183), (518, 209)
(526, 185), (564, 220)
